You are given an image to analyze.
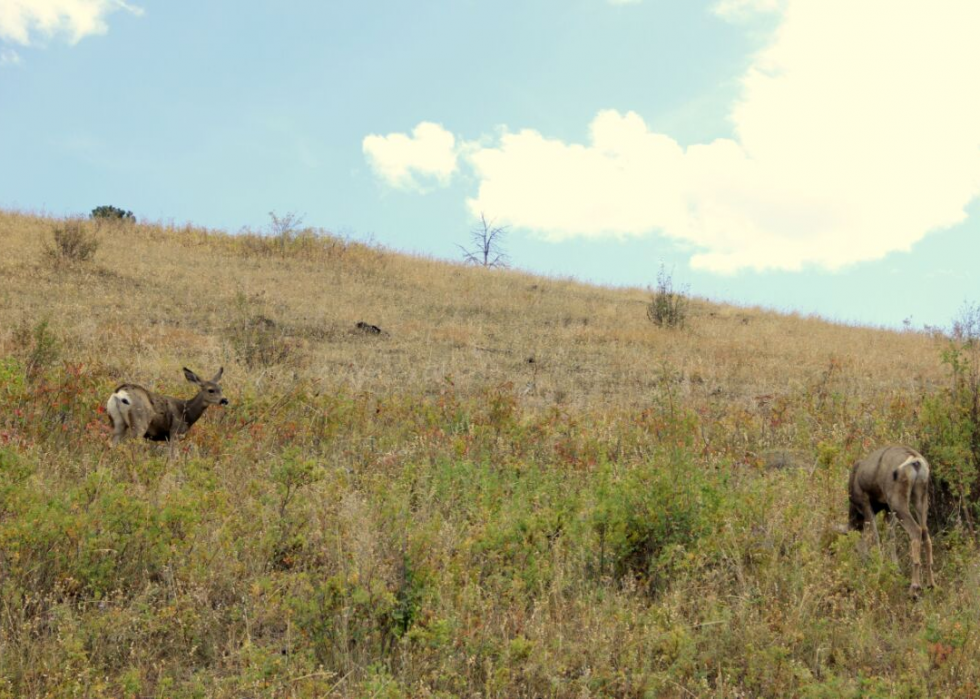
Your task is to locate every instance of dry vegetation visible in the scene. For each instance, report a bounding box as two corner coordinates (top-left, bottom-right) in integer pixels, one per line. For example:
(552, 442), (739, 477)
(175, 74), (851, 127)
(0, 209), (978, 697)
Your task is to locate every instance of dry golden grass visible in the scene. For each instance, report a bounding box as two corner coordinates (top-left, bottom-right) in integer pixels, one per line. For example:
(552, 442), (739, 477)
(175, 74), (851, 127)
(0, 209), (944, 414)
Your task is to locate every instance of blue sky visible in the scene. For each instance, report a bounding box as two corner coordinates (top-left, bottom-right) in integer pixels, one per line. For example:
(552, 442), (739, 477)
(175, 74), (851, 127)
(1, 0), (978, 330)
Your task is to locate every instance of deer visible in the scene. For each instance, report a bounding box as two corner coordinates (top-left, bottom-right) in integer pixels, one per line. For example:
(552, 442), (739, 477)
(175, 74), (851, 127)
(848, 445), (935, 594)
(106, 367), (228, 458)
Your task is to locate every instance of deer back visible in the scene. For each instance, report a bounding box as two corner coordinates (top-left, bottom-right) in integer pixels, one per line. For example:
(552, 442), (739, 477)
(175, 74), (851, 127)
(850, 445), (928, 509)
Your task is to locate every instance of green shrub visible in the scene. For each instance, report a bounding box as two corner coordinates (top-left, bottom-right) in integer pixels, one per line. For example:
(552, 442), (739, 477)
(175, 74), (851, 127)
(470, 503), (566, 593)
(289, 572), (399, 667)
(0, 357), (26, 397)
(90, 205), (135, 221)
(267, 449), (323, 570)
(592, 452), (722, 592)
(919, 303), (980, 527)
(647, 265), (688, 329)
(0, 471), (196, 601)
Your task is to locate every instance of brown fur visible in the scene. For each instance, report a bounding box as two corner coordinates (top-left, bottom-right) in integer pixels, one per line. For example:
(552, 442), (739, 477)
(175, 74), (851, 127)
(849, 445), (935, 593)
(107, 367), (228, 457)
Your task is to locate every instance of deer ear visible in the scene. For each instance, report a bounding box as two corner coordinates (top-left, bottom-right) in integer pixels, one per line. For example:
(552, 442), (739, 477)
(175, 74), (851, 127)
(211, 367), (223, 383)
(183, 367), (202, 385)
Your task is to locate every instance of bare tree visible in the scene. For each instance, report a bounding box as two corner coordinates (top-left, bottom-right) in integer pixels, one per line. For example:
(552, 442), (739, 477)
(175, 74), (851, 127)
(268, 211), (305, 257)
(459, 213), (509, 268)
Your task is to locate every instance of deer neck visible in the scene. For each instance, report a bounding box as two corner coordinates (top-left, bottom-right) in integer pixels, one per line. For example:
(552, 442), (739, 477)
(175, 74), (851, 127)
(179, 391), (209, 428)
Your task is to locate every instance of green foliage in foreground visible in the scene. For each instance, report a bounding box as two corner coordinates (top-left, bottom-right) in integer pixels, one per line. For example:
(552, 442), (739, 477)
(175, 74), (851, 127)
(2, 355), (980, 697)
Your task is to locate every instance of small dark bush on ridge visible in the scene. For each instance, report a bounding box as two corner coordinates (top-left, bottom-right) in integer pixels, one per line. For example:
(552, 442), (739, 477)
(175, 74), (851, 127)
(91, 205), (135, 221)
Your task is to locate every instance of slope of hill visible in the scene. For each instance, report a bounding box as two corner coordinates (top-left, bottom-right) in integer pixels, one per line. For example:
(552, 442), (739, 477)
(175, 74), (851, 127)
(0, 210), (976, 697)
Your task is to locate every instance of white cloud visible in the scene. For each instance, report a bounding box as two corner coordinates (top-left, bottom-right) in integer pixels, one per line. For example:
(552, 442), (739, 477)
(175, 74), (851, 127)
(0, 0), (142, 46)
(362, 122), (459, 192)
(463, 0), (980, 272)
(0, 47), (21, 64)
(466, 111), (689, 240)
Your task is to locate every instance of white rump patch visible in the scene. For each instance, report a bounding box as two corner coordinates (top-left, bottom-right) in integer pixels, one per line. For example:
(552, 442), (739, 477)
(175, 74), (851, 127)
(900, 456), (930, 483)
(107, 389), (131, 425)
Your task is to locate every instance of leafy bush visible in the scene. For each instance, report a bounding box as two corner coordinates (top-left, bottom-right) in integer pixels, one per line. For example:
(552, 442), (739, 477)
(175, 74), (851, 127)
(592, 452), (722, 592)
(45, 220), (99, 264)
(267, 448), (323, 570)
(0, 469), (193, 600)
(919, 303), (980, 528)
(90, 205), (135, 221)
(647, 265), (688, 329)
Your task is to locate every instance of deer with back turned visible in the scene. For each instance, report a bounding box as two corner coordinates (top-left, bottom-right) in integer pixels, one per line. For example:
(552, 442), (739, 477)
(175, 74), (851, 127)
(849, 444), (935, 594)
(107, 367), (228, 458)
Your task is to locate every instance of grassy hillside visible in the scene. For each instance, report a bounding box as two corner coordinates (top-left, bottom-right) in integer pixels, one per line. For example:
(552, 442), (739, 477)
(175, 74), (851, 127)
(0, 210), (978, 697)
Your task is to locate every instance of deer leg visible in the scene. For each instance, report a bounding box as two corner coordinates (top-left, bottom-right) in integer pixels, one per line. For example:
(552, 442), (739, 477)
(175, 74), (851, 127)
(107, 408), (122, 446)
(107, 396), (128, 447)
(892, 504), (923, 594)
(915, 485), (936, 588)
(111, 405), (137, 446)
(130, 410), (151, 446)
(856, 495), (881, 549)
(168, 423), (186, 462)
(922, 528), (935, 589)
(850, 490), (880, 545)
(885, 512), (900, 564)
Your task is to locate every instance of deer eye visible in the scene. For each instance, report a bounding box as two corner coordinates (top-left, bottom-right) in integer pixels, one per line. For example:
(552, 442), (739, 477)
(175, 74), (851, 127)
(208, 389), (215, 393)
